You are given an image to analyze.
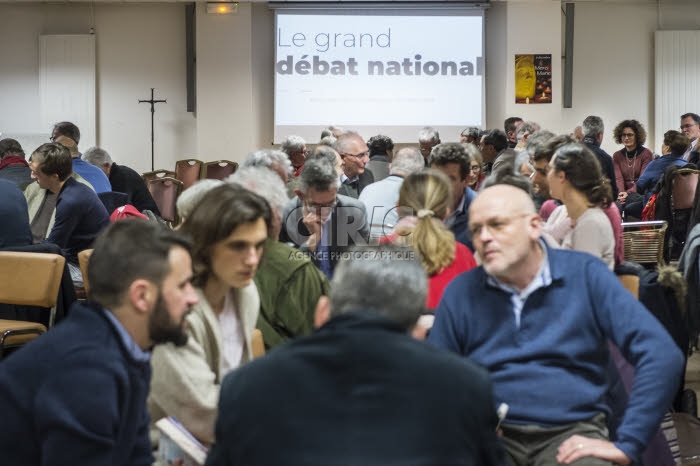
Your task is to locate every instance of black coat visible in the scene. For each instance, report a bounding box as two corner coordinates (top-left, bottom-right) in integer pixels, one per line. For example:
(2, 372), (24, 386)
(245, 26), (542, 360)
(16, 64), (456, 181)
(109, 163), (160, 215)
(205, 313), (506, 466)
(583, 138), (618, 199)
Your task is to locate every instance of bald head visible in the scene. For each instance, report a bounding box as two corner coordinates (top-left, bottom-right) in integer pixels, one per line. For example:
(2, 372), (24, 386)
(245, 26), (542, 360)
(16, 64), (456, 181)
(55, 136), (79, 158)
(469, 184), (543, 290)
(471, 184), (536, 218)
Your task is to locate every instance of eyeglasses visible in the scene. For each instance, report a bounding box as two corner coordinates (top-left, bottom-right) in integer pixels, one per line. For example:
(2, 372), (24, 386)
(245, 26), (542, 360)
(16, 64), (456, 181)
(49, 136), (58, 142)
(469, 214), (530, 237)
(470, 165), (481, 172)
(681, 123), (698, 130)
(621, 133), (635, 139)
(340, 151), (369, 159)
(304, 198), (338, 211)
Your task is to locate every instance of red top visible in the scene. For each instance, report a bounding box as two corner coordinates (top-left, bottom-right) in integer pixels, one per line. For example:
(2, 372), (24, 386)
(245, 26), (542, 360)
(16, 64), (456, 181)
(427, 242), (477, 310)
(379, 236), (477, 310)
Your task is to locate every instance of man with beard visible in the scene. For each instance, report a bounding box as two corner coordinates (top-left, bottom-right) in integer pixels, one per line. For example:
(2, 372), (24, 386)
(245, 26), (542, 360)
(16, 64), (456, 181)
(0, 219), (198, 466)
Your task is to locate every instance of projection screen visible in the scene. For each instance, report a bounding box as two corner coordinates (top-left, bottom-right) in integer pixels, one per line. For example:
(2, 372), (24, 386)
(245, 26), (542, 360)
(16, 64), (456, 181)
(273, 5), (486, 143)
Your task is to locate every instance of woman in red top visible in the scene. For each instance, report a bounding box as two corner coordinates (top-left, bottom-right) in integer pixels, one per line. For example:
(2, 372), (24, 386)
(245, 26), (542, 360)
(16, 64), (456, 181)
(611, 119), (653, 217)
(384, 170), (477, 311)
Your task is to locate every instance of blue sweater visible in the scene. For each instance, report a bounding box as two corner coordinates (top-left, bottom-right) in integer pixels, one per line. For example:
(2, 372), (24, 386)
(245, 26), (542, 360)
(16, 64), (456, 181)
(47, 177), (110, 264)
(73, 157), (112, 193)
(429, 246), (684, 463)
(0, 302), (154, 466)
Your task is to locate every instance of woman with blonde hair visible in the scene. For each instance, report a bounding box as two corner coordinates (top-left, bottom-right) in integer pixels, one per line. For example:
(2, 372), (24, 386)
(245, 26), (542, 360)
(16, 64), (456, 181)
(385, 169), (476, 310)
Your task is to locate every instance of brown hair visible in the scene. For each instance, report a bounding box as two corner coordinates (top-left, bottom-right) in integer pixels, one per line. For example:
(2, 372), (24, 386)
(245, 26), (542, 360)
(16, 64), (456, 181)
(613, 119), (647, 146)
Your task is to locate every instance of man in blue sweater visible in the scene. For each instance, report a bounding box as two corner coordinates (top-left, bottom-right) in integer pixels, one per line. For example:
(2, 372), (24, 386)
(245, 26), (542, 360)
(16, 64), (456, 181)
(0, 219), (199, 466)
(429, 184), (684, 466)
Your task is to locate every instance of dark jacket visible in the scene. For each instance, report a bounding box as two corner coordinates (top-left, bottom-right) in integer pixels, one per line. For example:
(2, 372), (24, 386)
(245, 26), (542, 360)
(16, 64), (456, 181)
(338, 170), (374, 198)
(583, 137), (618, 199)
(448, 187), (478, 251)
(109, 163), (161, 215)
(0, 163), (32, 190)
(0, 302), (154, 466)
(279, 194), (370, 277)
(0, 179), (32, 248)
(47, 177), (110, 264)
(205, 313), (506, 466)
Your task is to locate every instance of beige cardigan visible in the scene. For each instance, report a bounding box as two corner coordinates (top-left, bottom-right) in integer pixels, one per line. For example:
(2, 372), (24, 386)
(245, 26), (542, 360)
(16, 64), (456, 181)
(148, 284), (260, 446)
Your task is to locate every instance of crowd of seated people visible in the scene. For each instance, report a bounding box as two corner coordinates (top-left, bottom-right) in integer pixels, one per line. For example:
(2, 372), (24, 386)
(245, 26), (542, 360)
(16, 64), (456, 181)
(1, 113), (700, 466)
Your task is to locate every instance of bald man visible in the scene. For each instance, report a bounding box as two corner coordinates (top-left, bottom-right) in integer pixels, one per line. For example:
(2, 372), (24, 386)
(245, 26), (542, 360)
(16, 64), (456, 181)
(429, 185), (684, 466)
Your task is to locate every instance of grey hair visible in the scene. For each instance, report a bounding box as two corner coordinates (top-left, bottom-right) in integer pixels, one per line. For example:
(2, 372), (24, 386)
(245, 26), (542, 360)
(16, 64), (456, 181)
(582, 115), (604, 138)
(298, 157), (337, 193)
(516, 121), (541, 142)
(523, 129), (556, 158)
(390, 147), (424, 175)
(329, 244), (427, 330)
(318, 135), (337, 147)
(460, 127), (480, 139)
(280, 135), (306, 154)
(227, 166), (288, 218)
(242, 149), (293, 176)
(82, 146), (113, 167)
(333, 131), (363, 154)
(176, 179), (225, 220)
(514, 151), (533, 175)
(418, 127), (440, 144)
(461, 143), (482, 167)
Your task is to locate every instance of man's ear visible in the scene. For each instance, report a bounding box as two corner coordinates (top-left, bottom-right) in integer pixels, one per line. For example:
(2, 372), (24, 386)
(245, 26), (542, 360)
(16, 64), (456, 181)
(295, 189), (304, 201)
(314, 296), (331, 328)
(128, 279), (155, 315)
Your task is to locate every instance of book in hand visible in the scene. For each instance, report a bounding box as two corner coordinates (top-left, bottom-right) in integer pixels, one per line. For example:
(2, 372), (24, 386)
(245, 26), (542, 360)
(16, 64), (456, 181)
(155, 417), (209, 466)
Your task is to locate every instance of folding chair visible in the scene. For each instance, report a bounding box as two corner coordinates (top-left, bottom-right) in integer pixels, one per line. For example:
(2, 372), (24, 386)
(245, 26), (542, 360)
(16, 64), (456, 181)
(0, 251), (65, 358)
(175, 159), (204, 190)
(202, 160), (238, 180)
(148, 177), (183, 225)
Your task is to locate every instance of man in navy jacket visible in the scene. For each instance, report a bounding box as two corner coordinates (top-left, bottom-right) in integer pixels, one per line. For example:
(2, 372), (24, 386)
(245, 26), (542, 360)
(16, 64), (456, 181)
(0, 219), (199, 466)
(206, 245), (506, 466)
(430, 184), (684, 466)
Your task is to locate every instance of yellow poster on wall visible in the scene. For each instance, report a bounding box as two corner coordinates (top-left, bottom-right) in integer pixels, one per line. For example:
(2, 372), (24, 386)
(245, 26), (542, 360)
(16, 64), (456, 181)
(515, 54), (552, 104)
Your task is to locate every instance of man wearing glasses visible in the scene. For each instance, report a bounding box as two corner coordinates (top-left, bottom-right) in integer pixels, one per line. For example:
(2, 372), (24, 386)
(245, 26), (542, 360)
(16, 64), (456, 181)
(430, 184), (684, 466)
(280, 157), (369, 279)
(336, 132), (374, 199)
(680, 113), (700, 161)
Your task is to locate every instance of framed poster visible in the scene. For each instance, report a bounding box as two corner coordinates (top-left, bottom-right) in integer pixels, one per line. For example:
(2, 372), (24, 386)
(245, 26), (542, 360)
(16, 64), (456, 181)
(515, 54), (552, 104)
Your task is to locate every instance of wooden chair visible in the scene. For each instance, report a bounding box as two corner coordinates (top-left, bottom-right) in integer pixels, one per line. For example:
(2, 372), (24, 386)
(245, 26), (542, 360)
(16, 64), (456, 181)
(251, 329), (265, 359)
(0, 251), (65, 357)
(142, 169), (177, 185)
(622, 220), (668, 267)
(148, 177), (183, 225)
(202, 160), (238, 181)
(78, 249), (94, 295)
(175, 159), (203, 190)
(618, 274), (640, 299)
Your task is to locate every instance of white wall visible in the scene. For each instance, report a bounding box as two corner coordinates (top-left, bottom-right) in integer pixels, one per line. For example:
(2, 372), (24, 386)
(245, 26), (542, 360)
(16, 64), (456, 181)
(0, 3), (196, 174)
(2, 0), (700, 171)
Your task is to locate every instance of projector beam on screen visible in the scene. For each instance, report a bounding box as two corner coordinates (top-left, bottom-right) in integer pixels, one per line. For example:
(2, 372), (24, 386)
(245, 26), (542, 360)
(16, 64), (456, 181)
(273, 10), (485, 144)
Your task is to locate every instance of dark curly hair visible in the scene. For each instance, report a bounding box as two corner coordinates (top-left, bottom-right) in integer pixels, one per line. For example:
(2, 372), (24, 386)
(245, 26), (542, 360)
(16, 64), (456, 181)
(613, 119), (647, 146)
(367, 134), (394, 157)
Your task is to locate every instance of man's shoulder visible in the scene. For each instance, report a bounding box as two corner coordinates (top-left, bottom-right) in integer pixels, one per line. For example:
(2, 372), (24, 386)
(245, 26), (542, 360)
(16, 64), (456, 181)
(336, 194), (366, 210)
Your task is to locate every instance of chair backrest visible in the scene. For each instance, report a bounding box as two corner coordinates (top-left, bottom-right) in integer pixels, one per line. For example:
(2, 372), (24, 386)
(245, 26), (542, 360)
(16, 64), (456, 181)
(148, 177), (183, 224)
(618, 274), (640, 299)
(98, 191), (129, 216)
(142, 169), (177, 185)
(78, 249), (94, 294)
(251, 329), (265, 359)
(622, 220), (668, 266)
(203, 160), (238, 180)
(672, 169), (700, 210)
(0, 252), (65, 326)
(175, 159), (203, 190)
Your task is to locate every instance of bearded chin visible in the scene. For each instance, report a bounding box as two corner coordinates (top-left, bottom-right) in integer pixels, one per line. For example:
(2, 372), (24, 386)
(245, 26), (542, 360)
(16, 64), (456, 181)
(149, 293), (190, 347)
